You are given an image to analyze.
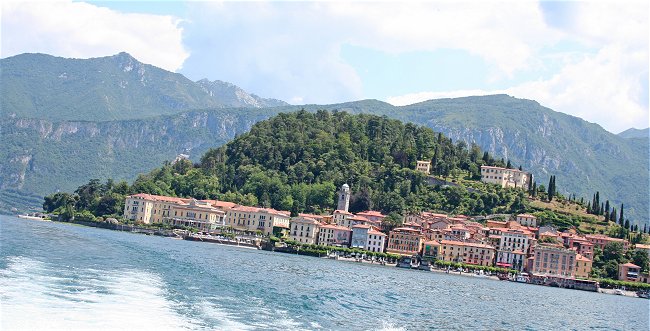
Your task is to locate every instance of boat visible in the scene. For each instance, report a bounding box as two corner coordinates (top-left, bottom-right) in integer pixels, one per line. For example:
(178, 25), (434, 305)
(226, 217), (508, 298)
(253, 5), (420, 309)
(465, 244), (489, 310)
(418, 260), (433, 271)
(614, 289), (625, 296)
(17, 213), (50, 221)
(396, 256), (414, 269)
(637, 291), (649, 299)
(514, 273), (529, 283)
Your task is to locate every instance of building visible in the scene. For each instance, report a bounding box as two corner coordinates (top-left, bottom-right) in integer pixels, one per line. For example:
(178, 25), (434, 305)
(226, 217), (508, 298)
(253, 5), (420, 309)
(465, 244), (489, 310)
(480, 166), (531, 189)
(386, 227), (425, 256)
(515, 214), (538, 227)
(224, 206), (290, 236)
(439, 240), (496, 266)
(123, 194), (228, 231)
(530, 244), (576, 278)
(163, 199), (225, 232)
(356, 211), (386, 226)
(496, 228), (535, 271)
(618, 263), (641, 282)
(584, 234), (630, 251)
(351, 224), (386, 252)
(333, 209), (354, 228)
(416, 160), (431, 174)
(289, 216), (321, 244)
(575, 254), (592, 279)
(318, 224), (352, 247)
(422, 240), (441, 259)
(337, 183), (351, 212)
(566, 236), (594, 260)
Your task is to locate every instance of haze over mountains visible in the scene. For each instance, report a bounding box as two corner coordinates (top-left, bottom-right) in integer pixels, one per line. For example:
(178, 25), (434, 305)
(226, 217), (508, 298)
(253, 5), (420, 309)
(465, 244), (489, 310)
(1, 52), (647, 224)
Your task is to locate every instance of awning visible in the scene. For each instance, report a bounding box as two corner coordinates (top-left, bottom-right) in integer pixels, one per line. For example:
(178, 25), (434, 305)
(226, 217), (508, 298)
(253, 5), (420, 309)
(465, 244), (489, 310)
(496, 262), (512, 267)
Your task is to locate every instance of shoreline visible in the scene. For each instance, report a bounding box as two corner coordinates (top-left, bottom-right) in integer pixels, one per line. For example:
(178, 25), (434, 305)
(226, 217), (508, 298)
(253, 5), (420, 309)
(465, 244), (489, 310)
(10, 216), (647, 299)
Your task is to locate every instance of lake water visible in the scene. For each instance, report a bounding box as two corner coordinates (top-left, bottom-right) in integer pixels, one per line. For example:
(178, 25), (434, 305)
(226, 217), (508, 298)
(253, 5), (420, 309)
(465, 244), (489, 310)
(1, 215), (647, 330)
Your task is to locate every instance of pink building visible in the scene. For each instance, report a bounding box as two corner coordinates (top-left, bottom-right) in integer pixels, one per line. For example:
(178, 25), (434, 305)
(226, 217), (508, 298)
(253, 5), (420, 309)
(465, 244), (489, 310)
(584, 234), (629, 251)
(618, 263), (641, 282)
(318, 224), (352, 247)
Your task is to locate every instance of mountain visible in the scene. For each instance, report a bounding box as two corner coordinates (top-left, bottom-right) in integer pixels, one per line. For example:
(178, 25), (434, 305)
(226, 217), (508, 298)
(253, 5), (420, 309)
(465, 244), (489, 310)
(0, 108), (282, 214)
(1, 53), (646, 225)
(0, 52), (287, 122)
(618, 128), (649, 139)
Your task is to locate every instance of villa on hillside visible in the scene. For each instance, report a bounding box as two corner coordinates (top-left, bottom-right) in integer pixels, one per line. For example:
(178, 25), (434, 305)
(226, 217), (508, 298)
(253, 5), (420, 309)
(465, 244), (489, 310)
(480, 166), (531, 189)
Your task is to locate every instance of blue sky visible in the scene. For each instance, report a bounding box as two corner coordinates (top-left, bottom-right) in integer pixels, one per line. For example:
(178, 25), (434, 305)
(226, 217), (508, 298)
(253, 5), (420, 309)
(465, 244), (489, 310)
(1, 0), (648, 133)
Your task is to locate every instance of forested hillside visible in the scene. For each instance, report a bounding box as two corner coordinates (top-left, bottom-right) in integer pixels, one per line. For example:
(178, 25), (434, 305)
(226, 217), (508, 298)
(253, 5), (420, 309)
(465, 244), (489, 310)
(70, 111), (529, 218)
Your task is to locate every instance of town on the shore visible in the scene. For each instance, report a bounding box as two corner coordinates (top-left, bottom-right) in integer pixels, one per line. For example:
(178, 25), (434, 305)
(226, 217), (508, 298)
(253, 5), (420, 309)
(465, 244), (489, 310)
(118, 163), (650, 295)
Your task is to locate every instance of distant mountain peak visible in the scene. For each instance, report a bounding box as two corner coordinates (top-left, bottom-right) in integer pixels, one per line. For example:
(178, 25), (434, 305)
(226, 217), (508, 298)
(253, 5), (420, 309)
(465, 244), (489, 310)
(618, 127), (649, 139)
(1, 52), (288, 121)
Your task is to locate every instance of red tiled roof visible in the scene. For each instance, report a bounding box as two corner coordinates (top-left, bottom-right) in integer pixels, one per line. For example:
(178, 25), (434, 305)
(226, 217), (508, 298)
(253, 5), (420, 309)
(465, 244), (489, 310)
(333, 210), (353, 215)
(357, 210), (386, 217)
(621, 262), (640, 268)
(440, 240), (495, 250)
(321, 224), (352, 231)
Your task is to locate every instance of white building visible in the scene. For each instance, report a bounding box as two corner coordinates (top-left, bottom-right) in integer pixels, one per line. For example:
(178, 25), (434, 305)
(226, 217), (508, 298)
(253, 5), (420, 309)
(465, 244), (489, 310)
(289, 216), (321, 244)
(496, 228), (535, 271)
(515, 214), (538, 227)
(351, 224), (387, 252)
(416, 160), (431, 174)
(480, 166), (531, 189)
(333, 209), (354, 228)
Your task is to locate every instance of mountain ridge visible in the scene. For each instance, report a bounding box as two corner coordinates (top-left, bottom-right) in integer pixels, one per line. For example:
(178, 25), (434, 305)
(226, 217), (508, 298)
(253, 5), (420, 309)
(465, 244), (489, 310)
(1, 53), (647, 225)
(1, 52), (287, 122)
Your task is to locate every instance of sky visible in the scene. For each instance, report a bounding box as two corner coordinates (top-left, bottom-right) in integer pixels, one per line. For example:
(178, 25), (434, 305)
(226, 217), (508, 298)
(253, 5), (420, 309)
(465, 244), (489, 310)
(1, 0), (648, 133)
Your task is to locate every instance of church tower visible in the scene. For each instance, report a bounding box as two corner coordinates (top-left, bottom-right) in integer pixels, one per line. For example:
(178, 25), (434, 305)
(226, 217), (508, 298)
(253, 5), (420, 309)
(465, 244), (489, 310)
(337, 183), (350, 212)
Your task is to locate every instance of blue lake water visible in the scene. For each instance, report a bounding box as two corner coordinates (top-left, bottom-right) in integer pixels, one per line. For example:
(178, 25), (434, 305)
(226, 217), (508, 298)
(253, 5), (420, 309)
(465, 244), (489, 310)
(1, 215), (648, 330)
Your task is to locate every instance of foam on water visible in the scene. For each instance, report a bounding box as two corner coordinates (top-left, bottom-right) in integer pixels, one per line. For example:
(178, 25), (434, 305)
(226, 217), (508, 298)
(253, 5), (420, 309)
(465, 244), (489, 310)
(0, 256), (196, 331)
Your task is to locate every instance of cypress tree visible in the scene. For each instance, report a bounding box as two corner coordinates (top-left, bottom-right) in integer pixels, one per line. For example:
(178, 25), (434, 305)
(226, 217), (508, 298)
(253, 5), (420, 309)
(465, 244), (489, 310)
(610, 207), (617, 222)
(518, 165), (523, 171)
(644, 223), (648, 234)
(619, 204), (624, 226)
(605, 200), (610, 217)
(586, 201), (592, 214)
(624, 219), (630, 230)
(595, 192), (600, 213)
(506, 159), (512, 169)
(600, 203), (604, 216)
(531, 182), (537, 197)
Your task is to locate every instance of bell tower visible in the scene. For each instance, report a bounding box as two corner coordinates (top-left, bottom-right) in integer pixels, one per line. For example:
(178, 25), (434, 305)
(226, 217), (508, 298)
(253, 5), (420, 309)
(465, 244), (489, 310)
(337, 183), (350, 212)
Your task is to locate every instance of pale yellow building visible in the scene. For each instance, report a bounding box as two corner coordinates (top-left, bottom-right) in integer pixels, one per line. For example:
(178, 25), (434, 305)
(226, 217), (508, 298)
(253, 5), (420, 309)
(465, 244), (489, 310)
(439, 240), (496, 266)
(224, 205), (291, 236)
(289, 216), (321, 244)
(575, 254), (592, 279)
(386, 227), (425, 256)
(123, 194), (226, 231)
(480, 166), (531, 189)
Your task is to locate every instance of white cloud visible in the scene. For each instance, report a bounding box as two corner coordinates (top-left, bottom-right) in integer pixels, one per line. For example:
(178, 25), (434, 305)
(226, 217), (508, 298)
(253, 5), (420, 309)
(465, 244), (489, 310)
(386, 44), (649, 133)
(1, 0), (188, 71)
(386, 1), (649, 133)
